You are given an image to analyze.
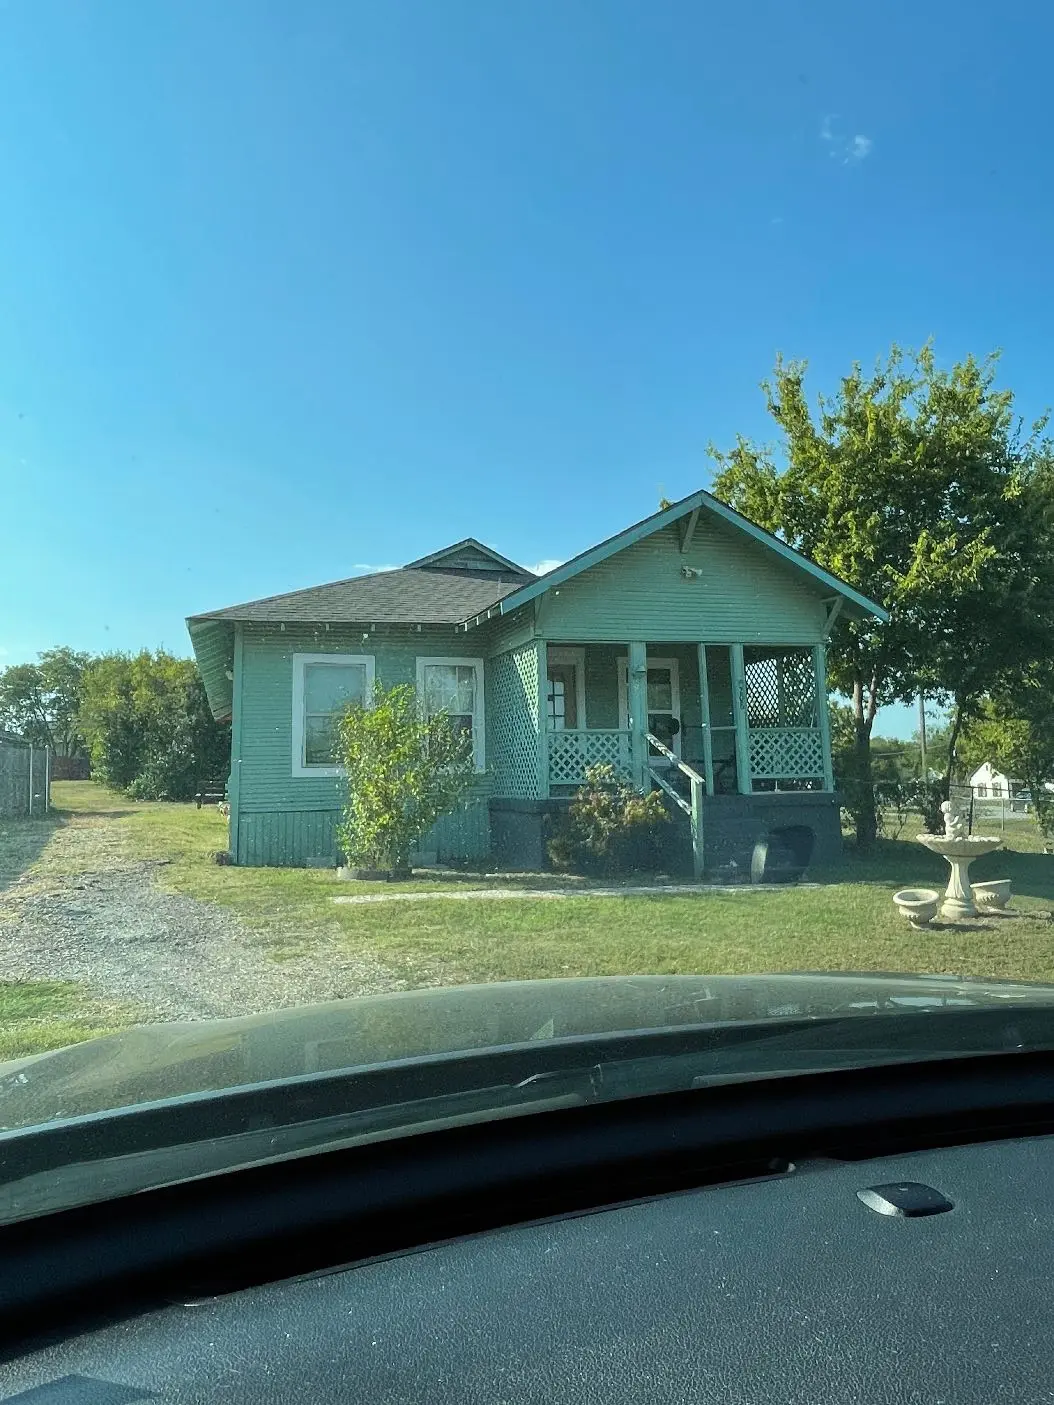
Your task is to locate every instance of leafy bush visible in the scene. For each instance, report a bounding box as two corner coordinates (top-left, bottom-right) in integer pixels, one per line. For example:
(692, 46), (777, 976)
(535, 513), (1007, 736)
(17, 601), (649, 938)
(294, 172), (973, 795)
(547, 764), (669, 876)
(79, 651), (230, 801)
(336, 683), (476, 872)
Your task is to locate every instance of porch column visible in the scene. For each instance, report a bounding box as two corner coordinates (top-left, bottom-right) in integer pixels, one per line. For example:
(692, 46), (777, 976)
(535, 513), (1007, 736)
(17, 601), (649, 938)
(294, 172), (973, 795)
(730, 643), (752, 795)
(813, 642), (835, 792)
(696, 644), (714, 795)
(627, 641), (649, 791)
(535, 638), (549, 798)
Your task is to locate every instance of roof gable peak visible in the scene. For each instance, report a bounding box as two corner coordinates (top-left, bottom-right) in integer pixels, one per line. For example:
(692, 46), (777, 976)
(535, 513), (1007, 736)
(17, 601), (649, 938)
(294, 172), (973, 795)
(403, 538), (533, 576)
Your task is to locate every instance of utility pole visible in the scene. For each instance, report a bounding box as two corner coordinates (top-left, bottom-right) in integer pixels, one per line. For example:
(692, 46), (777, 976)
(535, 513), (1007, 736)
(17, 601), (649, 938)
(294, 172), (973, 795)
(918, 695), (928, 779)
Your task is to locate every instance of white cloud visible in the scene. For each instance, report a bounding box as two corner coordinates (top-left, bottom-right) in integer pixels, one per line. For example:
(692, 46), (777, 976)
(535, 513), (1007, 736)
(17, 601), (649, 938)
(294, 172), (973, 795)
(846, 134), (873, 164)
(819, 115), (873, 165)
(527, 559), (563, 577)
(0, 646), (8, 657)
(353, 562), (400, 573)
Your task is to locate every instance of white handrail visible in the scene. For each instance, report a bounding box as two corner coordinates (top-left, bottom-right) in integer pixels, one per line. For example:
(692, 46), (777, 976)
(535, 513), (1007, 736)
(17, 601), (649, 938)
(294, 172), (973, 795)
(647, 765), (691, 815)
(644, 732), (705, 785)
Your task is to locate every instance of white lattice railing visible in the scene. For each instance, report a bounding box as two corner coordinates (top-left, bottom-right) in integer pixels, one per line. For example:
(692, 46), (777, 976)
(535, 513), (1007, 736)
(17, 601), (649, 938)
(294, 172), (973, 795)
(748, 727), (825, 780)
(548, 729), (633, 788)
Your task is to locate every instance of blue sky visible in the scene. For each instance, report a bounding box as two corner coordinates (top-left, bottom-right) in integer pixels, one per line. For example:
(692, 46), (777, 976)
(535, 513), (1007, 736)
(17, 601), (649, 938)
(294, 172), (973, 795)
(2, 1), (1051, 738)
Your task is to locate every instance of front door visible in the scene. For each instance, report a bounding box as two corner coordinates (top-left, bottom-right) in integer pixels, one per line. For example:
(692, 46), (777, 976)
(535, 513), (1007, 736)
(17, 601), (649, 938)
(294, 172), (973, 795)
(618, 657), (682, 764)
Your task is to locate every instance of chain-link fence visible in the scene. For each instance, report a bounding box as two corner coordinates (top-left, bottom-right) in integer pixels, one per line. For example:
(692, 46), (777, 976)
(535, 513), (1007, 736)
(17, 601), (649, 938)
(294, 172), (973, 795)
(0, 735), (50, 818)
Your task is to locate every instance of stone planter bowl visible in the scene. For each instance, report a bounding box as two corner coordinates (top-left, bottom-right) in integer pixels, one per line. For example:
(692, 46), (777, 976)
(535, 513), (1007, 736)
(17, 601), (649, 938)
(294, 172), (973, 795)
(893, 888), (941, 927)
(973, 880), (1012, 910)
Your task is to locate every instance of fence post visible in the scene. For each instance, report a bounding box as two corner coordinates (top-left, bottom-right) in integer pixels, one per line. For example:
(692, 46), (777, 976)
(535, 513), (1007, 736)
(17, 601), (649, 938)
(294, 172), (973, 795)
(27, 745), (33, 818)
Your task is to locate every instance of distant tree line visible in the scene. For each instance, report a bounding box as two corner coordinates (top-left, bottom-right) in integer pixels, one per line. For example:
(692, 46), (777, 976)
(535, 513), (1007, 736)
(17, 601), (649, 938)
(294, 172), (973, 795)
(0, 647), (229, 802)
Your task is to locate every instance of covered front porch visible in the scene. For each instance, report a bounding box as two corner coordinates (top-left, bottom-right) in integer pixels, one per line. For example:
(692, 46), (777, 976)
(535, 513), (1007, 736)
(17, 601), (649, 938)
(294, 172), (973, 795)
(542, 641), (834, 800)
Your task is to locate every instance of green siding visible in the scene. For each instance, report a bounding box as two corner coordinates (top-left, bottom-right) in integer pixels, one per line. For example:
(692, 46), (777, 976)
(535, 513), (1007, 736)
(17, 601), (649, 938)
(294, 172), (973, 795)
(480, 605), (535, 657)
(538, 521), (827, 643)
(234, 624), (492, 866)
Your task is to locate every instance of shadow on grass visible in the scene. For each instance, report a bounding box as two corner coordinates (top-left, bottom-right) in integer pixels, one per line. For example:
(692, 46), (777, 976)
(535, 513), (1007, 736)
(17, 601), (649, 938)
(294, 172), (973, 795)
(0, 812), (64, 895)
(818, 834), (1054, 904)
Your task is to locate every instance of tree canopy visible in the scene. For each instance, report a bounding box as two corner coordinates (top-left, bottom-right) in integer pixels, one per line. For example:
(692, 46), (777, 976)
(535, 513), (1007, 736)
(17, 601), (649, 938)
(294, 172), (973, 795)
(710, 344), (1054, 844)
(0, 647), (91, 755)
(77, 650), (230, 801)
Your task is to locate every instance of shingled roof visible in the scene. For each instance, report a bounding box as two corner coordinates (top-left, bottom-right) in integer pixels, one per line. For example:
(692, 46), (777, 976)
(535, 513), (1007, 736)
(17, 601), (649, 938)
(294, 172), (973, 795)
(187, 539), (535, 627)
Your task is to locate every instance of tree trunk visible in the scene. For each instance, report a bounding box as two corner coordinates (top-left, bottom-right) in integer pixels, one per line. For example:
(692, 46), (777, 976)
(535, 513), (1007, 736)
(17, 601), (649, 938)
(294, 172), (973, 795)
(942, 697), (966, 799)
(852, 678), (879, 849)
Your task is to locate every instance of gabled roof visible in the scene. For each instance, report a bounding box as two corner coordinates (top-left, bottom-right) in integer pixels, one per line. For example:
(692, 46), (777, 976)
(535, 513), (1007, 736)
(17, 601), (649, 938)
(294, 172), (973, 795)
(463, 488), (888, 626)
(188, 544), (534, 627)
(403, 538), (533, 576)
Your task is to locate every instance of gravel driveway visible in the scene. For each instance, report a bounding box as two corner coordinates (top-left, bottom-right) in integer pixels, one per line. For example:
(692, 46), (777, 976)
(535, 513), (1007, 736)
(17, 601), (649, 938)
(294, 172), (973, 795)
(0, 856), (402, 1023)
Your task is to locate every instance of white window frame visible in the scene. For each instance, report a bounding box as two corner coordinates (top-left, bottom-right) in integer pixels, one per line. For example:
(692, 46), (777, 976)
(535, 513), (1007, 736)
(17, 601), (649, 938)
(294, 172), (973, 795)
(292, 653), (375, 778)
(546, 646), (587, 732)
(416, 656), (486, 772)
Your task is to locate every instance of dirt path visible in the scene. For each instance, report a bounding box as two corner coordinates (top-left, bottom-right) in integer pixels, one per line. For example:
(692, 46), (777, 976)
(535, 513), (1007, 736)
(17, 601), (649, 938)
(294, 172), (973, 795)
(0, 815), (402, 1022)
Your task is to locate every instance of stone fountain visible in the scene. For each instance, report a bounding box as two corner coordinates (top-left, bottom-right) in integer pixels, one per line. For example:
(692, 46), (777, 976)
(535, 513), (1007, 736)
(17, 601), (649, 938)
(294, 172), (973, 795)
(916, 800), (1001, 919)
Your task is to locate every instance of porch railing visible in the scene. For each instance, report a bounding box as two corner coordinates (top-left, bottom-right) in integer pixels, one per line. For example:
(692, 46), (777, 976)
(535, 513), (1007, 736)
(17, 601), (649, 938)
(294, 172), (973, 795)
(548, 729), (632, 787)
(748, 727), (824, 781)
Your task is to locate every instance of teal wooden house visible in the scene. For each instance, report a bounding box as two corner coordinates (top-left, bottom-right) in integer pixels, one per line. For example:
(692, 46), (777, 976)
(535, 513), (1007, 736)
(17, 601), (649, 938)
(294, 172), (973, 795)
(187, 490), (886, 873)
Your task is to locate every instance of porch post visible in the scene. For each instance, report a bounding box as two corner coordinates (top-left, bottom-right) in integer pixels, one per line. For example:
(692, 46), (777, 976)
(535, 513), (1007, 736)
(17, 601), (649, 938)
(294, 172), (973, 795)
(627, 640), (648, 791)
(696, 644), (714, 795)
(535, 639), (549, 798)
(730, 643), (752, 795)
(813, 642), (835, 792)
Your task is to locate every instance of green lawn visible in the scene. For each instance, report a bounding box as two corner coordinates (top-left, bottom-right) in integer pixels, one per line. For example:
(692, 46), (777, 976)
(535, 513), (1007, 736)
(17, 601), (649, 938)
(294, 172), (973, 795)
(41, 780), (1054, 990)
(0, 979), (125, 1062)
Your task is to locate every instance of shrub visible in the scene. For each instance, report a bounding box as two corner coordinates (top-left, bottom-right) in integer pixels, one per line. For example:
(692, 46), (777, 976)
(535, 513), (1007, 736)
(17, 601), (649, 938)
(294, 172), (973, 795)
(547, 764), (669, 876)
(79, 651), (229, 800)
(336, 683), (476, 872)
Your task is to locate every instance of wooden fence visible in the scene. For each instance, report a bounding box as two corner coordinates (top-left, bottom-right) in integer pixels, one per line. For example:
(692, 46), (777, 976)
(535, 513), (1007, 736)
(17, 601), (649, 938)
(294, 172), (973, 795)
(0, 737), (50, 818)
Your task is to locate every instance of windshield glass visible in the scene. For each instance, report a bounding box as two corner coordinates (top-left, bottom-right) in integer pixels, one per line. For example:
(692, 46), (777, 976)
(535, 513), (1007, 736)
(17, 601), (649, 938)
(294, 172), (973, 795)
(2, 1), (1054, 1220)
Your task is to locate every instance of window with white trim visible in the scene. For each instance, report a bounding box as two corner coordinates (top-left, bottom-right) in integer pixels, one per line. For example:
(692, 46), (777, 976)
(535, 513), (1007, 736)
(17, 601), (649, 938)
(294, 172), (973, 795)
(416, 657), (485, 771)
(291, 653), (375, 777)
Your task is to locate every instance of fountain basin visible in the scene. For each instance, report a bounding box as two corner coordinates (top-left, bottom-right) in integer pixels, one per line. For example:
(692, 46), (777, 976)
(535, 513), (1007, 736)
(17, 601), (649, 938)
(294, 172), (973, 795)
(973, 880), (1012, 911)
(893, 888), (941, 927)
(916, 835), (1002, 860)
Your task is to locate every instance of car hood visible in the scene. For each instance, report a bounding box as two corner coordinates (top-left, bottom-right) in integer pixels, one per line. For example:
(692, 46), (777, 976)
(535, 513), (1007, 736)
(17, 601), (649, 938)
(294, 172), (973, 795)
(2, 972), (1054, 1130)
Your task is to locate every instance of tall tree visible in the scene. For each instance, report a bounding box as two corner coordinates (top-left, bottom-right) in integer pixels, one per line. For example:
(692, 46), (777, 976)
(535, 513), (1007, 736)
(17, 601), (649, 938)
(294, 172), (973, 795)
(0, 646), (91, 754)
(710, 345), (1054, 846)
(78, 650), (230, 800)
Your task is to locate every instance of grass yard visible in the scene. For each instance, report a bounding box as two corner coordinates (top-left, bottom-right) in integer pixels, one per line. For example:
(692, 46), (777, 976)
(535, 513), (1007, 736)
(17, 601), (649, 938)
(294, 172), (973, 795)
(0, 979), (126, 1061)
(39, 780), (1054, 990)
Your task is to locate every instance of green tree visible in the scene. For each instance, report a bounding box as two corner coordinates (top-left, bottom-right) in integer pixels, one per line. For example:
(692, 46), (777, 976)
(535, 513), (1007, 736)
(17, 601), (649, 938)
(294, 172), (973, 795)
(78, 650), (229, 800)
(335, 683), (476, 872)
(959, 684), (1054, 834)
(0, 647), (91, 755)
(710, 345), (1054, 846)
